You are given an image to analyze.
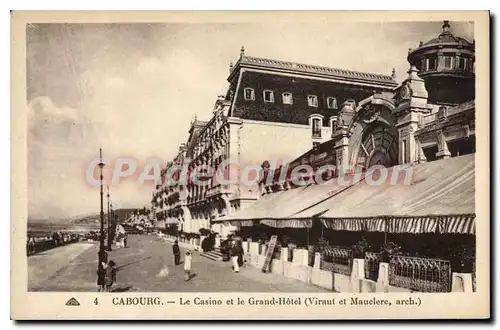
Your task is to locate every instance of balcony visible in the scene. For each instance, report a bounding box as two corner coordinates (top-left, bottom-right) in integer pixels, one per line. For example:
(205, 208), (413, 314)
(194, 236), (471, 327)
(206, 184), (229, 198)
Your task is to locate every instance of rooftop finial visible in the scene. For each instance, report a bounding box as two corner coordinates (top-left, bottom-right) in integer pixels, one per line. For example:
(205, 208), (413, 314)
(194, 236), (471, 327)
(240, 46), (245, 58)
(407, 65), (419, 79)
(229, 61), (233, 72)
(391, 68), (396, 80)
(442, 20), (450, 33)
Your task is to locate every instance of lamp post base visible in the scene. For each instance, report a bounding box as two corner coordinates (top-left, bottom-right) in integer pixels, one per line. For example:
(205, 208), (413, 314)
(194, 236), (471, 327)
(98, 250), (108, 265)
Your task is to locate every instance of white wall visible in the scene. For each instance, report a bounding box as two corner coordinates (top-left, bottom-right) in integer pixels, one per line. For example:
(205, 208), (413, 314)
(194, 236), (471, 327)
(239, 119), (317, 167)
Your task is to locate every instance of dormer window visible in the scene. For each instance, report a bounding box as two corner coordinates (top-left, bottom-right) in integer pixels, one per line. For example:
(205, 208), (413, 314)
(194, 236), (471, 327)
(329, 116), (338, 131)
(307, 95), (318, 107)
(327, 97), (338, 109)
(244, 88), (255, 101)
(282, 92), (293, 105)
(263, 90), (274, 103)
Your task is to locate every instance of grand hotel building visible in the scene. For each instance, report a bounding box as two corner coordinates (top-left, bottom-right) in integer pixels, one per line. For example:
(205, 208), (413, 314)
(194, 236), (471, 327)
(151, 46), (398, 235)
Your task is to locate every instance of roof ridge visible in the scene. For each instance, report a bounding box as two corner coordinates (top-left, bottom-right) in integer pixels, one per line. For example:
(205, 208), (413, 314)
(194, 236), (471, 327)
(240, 55), (395, 82)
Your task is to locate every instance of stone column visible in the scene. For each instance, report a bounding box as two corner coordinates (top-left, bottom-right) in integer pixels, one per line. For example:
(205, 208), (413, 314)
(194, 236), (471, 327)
(451, 273), (474, 292)
(350, 258), (365, 293)
(313, 252), (321, 270)
(376, 262), (390, 292)
(395, 66), (432, 165)
(436, 130), (451, 160)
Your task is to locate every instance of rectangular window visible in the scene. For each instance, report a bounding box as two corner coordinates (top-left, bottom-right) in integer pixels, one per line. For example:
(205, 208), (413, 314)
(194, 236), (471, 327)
(443, 56), (454, 69)
(327, 97), (338, 109)
(244, 88), (255, 100)
(312, 118), (321, 138)
(263, 90), (274, 103)
(458, 57), (467, 70)
(421, 59), (427, 72)
(282, 92), (293, 105)
(428, 57), (437, 70)
(308, 95), (318, 107)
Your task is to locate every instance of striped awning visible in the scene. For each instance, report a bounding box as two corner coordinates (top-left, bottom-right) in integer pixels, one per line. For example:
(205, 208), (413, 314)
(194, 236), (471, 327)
(260, 219), (312, 228)
(319, 214), (475, 234)
(440, 214), (476, 234)
(165, 218), (180, 225)
(238, 220), (255, 227)
(212, 155), (476, 235)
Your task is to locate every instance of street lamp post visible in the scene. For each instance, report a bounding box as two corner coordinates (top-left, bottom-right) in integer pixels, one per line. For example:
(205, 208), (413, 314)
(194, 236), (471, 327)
(106, 186), (113, 251)
(97, 149), (107, 289)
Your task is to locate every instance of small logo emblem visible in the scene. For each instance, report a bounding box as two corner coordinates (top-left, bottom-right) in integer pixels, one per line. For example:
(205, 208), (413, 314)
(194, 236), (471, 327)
(65, 297), (80, 306)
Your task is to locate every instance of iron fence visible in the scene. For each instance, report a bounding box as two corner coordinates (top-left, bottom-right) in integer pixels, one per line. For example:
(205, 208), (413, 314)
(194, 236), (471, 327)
(389, 255), (451, 292)
(322, 246), (353, 276)
(364, 252), (381, 281)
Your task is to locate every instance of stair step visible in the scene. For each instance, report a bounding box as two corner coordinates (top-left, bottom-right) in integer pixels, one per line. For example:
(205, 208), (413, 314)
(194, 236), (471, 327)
(200, 253), (222, 261)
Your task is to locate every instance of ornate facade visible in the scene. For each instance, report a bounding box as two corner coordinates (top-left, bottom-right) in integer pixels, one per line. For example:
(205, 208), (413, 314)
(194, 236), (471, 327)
(153, 47), (400, 236)
(259, 20), (475, 199)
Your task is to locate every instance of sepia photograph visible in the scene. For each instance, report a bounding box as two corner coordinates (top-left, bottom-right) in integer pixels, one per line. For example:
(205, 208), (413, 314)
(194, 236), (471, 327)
(11, 11), (490, 320)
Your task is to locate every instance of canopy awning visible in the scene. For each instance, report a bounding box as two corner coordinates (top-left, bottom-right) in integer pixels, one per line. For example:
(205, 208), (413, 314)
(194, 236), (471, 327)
(292, 155), (475, 234)
(165, 218), (180, 225)
(214, 155), (475, 233)
(212, 176), (351, 225)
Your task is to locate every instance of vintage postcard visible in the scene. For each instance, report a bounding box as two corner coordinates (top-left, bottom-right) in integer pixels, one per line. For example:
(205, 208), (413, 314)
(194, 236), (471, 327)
(11, 11), (490, 320)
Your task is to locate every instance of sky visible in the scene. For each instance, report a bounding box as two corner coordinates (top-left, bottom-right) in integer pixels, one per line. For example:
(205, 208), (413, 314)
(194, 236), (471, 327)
(26, 20), (474, 219)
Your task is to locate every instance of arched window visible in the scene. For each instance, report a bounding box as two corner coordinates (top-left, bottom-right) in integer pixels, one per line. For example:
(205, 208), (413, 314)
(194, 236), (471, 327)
(308, 95), (318, 107)
(311, 118), (322, 138)
(282, 92), (293, 105)
(263, 90), (274, 103)
(244, 88), (255, 101)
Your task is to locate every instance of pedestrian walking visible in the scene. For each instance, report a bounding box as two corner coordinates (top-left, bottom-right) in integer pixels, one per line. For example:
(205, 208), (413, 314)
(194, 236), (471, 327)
(173, 240), (181, 265)
(27, 236), (35, 255)
(230, 242), (241, 273)
(184, 251), (192, 281)
(96, 261), (106, 292)
(104, 260), (117, 292)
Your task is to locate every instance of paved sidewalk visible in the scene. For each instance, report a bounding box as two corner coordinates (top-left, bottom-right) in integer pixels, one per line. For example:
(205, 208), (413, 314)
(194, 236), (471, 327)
(28, 242), (96, 290)
(29, 235), (329, 292)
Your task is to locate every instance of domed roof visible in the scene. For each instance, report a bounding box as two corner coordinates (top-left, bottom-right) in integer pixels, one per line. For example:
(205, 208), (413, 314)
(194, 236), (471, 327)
(421, 21), (474, 48)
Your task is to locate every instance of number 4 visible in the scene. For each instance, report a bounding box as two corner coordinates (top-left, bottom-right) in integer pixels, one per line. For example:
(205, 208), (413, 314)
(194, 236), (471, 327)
(94, 298), (99, 305)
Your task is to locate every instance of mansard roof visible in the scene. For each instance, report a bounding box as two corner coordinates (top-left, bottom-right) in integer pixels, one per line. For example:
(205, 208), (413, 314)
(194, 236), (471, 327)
(229, 55), (397, 87)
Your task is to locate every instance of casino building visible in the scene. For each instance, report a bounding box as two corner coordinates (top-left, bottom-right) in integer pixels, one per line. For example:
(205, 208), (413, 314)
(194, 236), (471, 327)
(152, 47), (398, 236)
(213, 21), (476, 292)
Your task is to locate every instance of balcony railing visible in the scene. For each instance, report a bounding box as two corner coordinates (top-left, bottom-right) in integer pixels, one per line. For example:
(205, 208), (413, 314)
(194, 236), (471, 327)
(389, 255), (451, 292)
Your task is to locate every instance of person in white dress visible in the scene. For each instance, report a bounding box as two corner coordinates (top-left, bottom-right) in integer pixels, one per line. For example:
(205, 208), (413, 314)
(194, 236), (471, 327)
(184, 251), (192, 281)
